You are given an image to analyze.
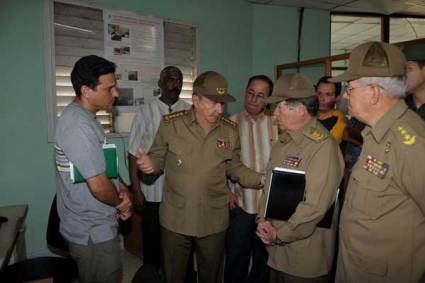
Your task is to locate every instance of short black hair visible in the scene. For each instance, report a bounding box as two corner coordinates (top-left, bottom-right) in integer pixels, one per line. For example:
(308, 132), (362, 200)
(246, 75), (274, 96)
(159, 66), (183, 82)
(315, 75), (341, 97)
(71, 55), (116, 97)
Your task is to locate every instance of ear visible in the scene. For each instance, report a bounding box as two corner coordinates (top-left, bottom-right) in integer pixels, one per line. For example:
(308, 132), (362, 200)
(80, 85), (91, 99)
(192, 95), (200, 107)
(157, 79), (162, 88)
(369, 85), (381, 105)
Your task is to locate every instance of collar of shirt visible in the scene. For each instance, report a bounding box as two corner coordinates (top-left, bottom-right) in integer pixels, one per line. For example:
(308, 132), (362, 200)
(279, 118), (317, 145)
(187, 108), (221, 131)
(243, 110), (266, 123)
(363, 99), (408, 143)
(157, 98), (185, 114)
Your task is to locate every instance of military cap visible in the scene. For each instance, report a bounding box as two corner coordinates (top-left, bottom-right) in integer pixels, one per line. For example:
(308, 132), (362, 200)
(403, 44), (425, 62)
(193, 71), (236, 103)
(330, 41), (406, 82)
(264, 73), (315, 104)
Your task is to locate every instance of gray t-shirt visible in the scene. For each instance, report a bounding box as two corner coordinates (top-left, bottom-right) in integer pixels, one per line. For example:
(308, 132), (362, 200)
(54, 102), (118, 245)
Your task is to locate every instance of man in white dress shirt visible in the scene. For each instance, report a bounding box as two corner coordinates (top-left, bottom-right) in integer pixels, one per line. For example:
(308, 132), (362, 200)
(128, 66), (191, 271)
(225, 75), (277, 283)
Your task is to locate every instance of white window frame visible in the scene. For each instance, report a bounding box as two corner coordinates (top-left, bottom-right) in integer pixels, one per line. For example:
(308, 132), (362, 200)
(44, 0), (199, 141)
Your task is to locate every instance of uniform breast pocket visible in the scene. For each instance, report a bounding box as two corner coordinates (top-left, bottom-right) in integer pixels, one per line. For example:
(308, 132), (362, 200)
(216, 147), (232, 162)
(349, 170), (391, 220)
(167, 140), (192, 170)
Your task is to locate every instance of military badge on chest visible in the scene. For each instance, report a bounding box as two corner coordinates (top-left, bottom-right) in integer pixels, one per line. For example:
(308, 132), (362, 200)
(282, 155), (302, 168)
(363, 155), (389, 179)
(217, 138), (232, 150)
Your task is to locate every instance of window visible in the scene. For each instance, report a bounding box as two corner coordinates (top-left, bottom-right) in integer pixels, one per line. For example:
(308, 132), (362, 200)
(331, 13), (425, 56)
(46, 1), (198, 140)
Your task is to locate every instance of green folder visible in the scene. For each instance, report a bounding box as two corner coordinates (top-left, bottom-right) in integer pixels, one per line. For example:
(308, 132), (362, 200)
(70, 143), (118, 183)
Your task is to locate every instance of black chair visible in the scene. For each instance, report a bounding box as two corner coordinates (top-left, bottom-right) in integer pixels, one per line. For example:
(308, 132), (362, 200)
(0, 195), (78, 283)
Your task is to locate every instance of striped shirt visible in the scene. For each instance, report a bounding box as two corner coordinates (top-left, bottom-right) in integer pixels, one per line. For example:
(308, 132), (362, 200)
(229, 111), (278, 214)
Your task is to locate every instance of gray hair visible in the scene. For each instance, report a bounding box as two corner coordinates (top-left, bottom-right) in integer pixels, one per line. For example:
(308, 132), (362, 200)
(358, 76), (407, 98)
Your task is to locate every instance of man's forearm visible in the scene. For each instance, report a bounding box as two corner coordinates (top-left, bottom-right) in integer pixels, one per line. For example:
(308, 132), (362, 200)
(86, 173), (121, 206)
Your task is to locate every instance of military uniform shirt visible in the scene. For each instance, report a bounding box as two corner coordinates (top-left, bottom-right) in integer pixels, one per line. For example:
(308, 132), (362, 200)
(258, 118), (344, 278)
(337, 100), (425, 283)
(147, 109), (262, 237)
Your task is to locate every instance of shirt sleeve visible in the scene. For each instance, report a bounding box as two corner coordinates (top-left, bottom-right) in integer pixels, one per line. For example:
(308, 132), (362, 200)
(57, 119), (105, 179)
(276, 140), (344, 242)
(128, 109), (147, 157)
(147, 120), (169, 172)
(401, 140), (425, 216)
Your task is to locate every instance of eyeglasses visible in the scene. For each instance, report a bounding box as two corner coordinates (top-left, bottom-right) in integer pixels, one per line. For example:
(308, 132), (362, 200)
(345, 85), (364, 95)
(247, 92), (265, 101)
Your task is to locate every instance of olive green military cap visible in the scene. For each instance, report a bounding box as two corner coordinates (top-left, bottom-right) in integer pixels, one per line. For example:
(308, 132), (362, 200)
(264, 73), (315, 104)
(330, 41), (406, 83)
(193, 71), (236, 103)
(403, 44), (425, 62)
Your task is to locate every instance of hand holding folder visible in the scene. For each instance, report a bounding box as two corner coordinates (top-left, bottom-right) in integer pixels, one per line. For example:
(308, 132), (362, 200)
(70, 143), (119, 183)
(264, 167), (335, 229)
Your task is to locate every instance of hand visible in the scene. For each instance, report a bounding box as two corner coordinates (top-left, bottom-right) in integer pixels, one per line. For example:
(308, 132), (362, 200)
(136, 147), (155, 174)
(117, 209), (132, 221)
(228, 190), (239, 209)
(116, 183), (132, 219)
(256, 219), (277, 245)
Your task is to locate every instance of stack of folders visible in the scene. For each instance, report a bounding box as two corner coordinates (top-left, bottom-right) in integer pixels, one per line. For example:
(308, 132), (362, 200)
(70, 143), (119, 183)
(264, 167), (336, 229)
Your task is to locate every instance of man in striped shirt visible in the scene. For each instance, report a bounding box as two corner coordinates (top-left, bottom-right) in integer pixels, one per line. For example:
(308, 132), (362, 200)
(225, 75), (278, 283)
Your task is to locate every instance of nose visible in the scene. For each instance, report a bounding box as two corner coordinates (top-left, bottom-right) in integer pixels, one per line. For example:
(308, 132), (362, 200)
(342, 90), (349, 100)
(216, 102), (225, 114)
(112, 88), (120, 98)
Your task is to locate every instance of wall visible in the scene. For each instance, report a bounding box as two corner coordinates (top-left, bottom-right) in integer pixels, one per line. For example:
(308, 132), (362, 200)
(0, 0), (329, 256)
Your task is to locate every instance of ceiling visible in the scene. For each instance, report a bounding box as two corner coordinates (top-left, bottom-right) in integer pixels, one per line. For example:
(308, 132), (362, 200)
(248, 0), (425, 55)
(247, 0), (425, 16)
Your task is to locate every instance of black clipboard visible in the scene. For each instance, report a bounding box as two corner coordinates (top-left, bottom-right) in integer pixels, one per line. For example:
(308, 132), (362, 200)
(264, 167), (335, 229)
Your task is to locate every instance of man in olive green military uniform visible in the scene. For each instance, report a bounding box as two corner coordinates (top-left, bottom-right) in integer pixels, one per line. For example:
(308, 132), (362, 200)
(137, 71), (264, 283)
(256, 73), (344, 283)
(330, 41), (425, 283)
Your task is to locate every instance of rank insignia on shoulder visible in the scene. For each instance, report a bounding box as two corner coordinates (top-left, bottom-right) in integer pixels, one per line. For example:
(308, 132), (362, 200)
(397, 126), (416, 145)
(217, 138), (232, 150)
(162, 110), (187, 122)
(220, 117), (237, 128)
(363, 155), (389, 179)
(282, 155), (301, 168)
(306, 127), (326, 142)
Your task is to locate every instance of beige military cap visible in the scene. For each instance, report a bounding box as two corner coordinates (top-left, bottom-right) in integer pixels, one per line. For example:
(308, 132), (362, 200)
(193, 71), (236, 103)
(264, 73), (315, 104)
(330, 41), (406, 82)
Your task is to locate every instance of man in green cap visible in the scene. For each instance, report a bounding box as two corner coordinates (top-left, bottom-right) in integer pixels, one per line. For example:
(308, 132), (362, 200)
(330, 41), (425, 283)
(256, 73), (344, 282)
(404, 43), (425, 120)
(137, 71), (264, 283)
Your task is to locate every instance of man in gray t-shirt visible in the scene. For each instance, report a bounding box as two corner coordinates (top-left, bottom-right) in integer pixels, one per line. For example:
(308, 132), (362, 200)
(54, 55), (132, 283)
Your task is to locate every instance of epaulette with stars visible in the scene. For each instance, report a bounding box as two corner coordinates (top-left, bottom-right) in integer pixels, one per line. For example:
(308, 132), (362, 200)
(396, 125), (416, 145)
(304, 126), (328, 142)
(220, 116), (237, 129)
(162, 110), (187, 123)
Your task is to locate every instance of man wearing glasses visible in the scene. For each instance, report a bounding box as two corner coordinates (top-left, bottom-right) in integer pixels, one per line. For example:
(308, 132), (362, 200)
(225, 75), (278, 283)
(330, 41), (425, 283)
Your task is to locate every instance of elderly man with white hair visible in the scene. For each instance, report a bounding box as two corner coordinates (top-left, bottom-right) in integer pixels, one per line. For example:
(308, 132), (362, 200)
(331, 41), (425, 283)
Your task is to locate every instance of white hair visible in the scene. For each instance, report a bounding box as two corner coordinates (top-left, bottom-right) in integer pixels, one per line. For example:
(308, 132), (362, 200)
(358, 76), (407, 98)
